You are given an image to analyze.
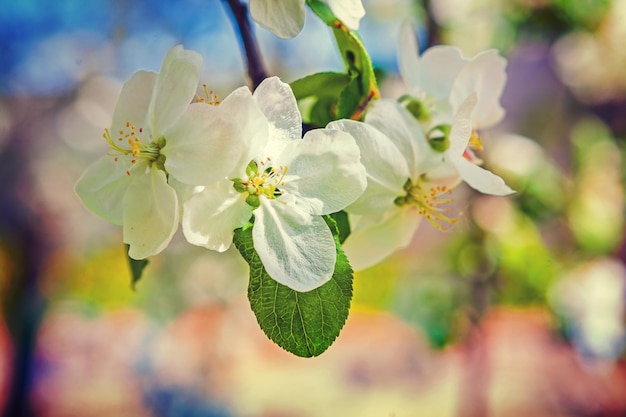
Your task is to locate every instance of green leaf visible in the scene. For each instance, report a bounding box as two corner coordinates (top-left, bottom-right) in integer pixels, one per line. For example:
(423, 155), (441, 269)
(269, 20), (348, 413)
(233, 218), (353, 357)
(305, 0), (379, 121)
(330, 25), (378, 117)
(329, 210), (351, 244)
(290, 72), (351, 126)
(336, 76), (361, 120)
(125, 244), (149, 290)
(290, 72), (350, 101)
(309, 95), (338, 127)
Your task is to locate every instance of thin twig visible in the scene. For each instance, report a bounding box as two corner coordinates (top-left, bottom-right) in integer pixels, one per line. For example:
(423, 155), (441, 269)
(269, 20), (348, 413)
(223, 0), (268, 89)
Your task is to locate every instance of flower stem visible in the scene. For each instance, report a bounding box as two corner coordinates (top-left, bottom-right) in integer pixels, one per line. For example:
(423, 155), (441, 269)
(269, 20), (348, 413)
(223, 0), (268, 90)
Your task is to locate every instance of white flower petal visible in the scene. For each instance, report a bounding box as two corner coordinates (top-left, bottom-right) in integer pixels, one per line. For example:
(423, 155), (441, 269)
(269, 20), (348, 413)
(281, 128), (366, 215)
(342, 207), (422, 271)
(250, 0), (306, 39)
(397, 20), (422, 95)
(326, 119), (409, 215)
(365, 99), (426, 177)
(397, 20), (467, 102)
(123, 168), (179, 259)
(450, 49), (507, 129)
(219, 86), (270, 176)
(110, 70), (156, 136)
(455, 157), (515, 196)
(253, 77), (302, 159)
(254, 199), (336, 291)
(148, 45), (203, 136)
(447, 92), (477, 160)
(182, 181), (252, 252)
(328, 0), (365, 30)
(416, 46), (468, 101)
(75, 156), (144, 226)
(162, 102), (242, 184)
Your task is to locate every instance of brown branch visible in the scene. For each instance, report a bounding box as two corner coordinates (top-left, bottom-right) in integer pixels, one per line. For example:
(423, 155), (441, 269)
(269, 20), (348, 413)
(223, 0), (268, 90)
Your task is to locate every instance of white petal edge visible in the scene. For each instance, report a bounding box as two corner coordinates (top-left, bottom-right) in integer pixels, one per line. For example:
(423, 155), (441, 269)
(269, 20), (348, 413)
(253, 76), (302, 159)
(342, 207), (422, 271)
(365, 99), (426, 178)
(447, 92), (477, 160)
(123, 168), (179, 259)
(328, 0), (365, 30)
(326, 119), (409, 215)
(110, 70), (157, 137)
(281, 128), (366, 215)
(162, 102), (242, 185)
(455, 157), (515, 196)
(75, 156), (144, 226)
(218, 86), (270, 177)
(182, 181), (252, 252)
(397, 20), (422, 95)
(253, 198), (336, 292)
(148, 45), (203, 136)
(450, 49), (507, 129)
(249, 0), (306, 39)
(397, 20), (468, 102)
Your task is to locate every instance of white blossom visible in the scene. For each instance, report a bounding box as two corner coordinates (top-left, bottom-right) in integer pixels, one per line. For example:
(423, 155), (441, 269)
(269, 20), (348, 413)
(183, 77), (366, 291)
(75, 45), (241, 259)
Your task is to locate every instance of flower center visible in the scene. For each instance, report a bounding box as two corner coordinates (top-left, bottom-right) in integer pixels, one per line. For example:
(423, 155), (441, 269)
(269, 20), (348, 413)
(233, 158), (288, 208)
(103, 121), (165, 175)
(394, 178), (456, 231)
(462, 130), (484, 164)
(196, 84), (220, 105)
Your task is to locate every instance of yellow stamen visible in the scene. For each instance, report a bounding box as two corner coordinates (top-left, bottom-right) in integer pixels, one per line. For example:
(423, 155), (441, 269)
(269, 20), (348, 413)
(102, 121), (162, 175)
(238, 158), (289, 200)
(396, 180), (457, 231)
(469, 130), (483, 152)
(196, 84), (220, 105)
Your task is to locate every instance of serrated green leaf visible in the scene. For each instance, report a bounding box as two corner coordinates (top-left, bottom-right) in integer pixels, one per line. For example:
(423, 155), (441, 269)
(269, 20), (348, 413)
(233, 219), (353, 357)
(125, 244), (149, 290)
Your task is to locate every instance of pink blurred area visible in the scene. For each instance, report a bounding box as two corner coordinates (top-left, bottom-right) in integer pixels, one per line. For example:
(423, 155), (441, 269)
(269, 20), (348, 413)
(20, 305), (626, 417)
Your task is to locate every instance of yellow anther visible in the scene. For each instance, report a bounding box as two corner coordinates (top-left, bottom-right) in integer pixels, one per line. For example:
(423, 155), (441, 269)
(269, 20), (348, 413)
(196, 84), (220, 105)
(396, 179), (457, 231)
(469, 130), (483, 152)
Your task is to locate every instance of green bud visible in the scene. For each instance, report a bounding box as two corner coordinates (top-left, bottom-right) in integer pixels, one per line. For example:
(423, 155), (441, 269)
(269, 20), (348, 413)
(154, 154), (167, 172)
(232, 179), (246, 193)
(399, 95), (429, 121)
(154, 136), (166, 148)
(428, 124), (451, 153)
(245, 193), (260, 209)
(394, 196), (406, 206)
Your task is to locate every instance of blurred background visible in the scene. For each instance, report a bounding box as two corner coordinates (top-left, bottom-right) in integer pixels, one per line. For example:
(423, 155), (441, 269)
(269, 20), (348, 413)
(1, 0), (625, 416)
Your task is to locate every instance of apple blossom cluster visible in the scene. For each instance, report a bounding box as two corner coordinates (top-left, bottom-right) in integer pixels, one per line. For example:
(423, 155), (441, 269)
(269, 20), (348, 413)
(75, 17), (513, 294)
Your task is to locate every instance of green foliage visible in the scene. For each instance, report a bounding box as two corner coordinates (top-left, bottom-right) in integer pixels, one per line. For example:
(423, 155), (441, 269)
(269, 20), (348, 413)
(233, 217), (353, 357)
(329, 210), (350, 244)
(126, 244), (149, 290)
(291, 0), (379, 126)
(290, 72), (350, 126)
(569, 119), (624, 254)
(393, 277), (461, 349)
